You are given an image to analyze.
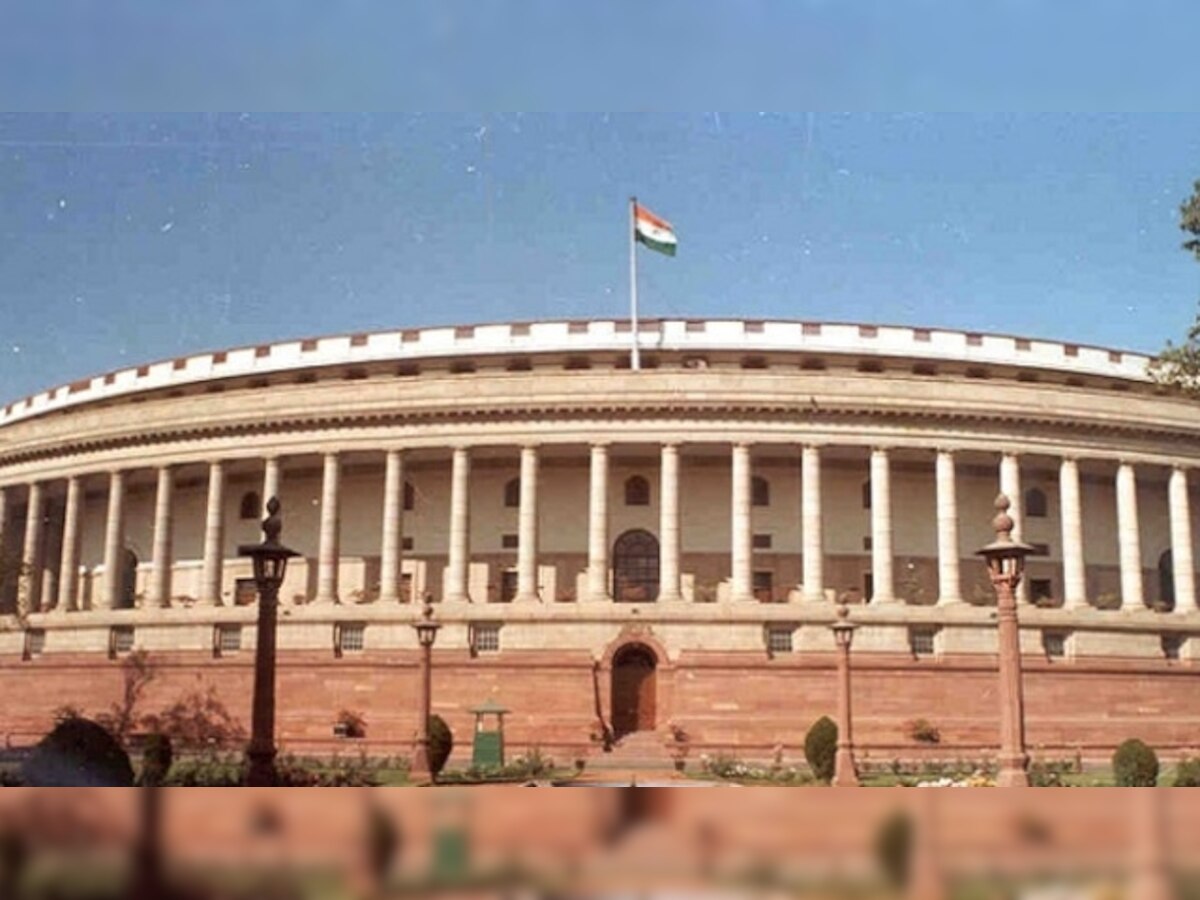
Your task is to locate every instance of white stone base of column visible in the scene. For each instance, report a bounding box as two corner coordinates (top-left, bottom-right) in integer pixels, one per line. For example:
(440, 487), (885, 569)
(935, 595), (965, 607)
(514, 592), (542, 603)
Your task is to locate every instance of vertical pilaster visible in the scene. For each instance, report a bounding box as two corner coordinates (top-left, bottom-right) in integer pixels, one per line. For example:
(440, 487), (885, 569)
(200, 462), (225, 607)
(935, 450), (962, 605)
(587, 444), (610, 601)
(730, 443), (753, 601)
(869, 449), (895, 603)
(379, 450), (405, 603)
(445, 447), (471, 603)
(56, 476), (82, 613)
(801, 445), (824, 603)
(1115, 462), (1143, 610)
(659, 443), (682, 602)
(149, 466), (174, 608)
(515, 446), (541, 601)
(1169, 467), (1197, 614)
(314, 452), (341, 605)
(19, 482), (44, 616)
(102, 471), (126, 610)
(1060, 457), (1086, 610)
(999, 453), (1029, 604)
(262, 456), (281, 508)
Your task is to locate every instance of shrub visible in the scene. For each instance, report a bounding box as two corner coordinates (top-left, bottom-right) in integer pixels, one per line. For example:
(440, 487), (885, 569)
(874, 811), (913, 890)
(906, 718), (941, 744)
(1113, 739), (1159, 787)
(428, 714), (453, 777)
(163, 752), (244, 786)
(22, 716), (134, 787)
(804, 716), (838, 784)
(1173, 757), (1200, 787)
(140, 733), (174, 786)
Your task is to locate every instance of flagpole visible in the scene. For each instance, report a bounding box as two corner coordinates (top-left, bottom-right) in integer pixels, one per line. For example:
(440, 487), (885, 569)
(629, 195), (641, 371)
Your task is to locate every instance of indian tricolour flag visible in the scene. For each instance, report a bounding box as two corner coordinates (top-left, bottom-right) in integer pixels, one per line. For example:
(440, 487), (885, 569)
(634, 202), (678, 257)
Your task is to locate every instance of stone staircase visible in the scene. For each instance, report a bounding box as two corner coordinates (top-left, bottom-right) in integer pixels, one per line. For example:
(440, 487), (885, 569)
(591, 730), (678, 773)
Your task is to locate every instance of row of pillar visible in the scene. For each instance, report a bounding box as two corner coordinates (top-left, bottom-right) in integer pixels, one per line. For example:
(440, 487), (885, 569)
(1, 447), (1198, 612)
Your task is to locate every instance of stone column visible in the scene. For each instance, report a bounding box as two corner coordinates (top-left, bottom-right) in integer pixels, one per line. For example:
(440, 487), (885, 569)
(19, 482), (44, 616)
(1115, 462), (1144, 611)
(659, 443), (683, 602)
(314, 452), (341, 605)
(102, 471), (126, 611)
(56, 476), (82, 613)
(516, 445), (541, 602)
(869, 449), (895, 603)
(149, 466), (174, 608)
(999, 453), (1029, 604)
(262, 456), (281, 507)
(730, 443), (754, 602)
(1059, 457), (1087, 610)
(1168, 467), (1197, 614)
(200, 462), (225, 607)
(379, 449), (405, 603)
(935, 450), (962, 605)
(444, 447), (471, 603)
(801, 445), (824, 603)
(586, 444), (610, 601)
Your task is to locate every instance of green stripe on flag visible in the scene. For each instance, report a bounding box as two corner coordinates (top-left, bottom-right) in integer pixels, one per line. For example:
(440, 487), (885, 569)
(636, 231), (677, 257)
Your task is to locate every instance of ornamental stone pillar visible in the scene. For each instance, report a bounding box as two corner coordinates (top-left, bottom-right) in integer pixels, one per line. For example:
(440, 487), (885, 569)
(56, 476), (82, 614)
(102, 471), (126, 611)
(586, 444), (610, 601)
(516, 445), (541, 602)
(314, 452), (341, 605)
(730, 443), (754, 602)
(18, 482), (44, 616)
(200, 462), (225, 607)
(801, 445), (824, 603)
(379, 449), (405, 603)
(999, 453), (1029, 604)
(1115, 462), (1144, 610)
(1169, 467), (1197, 614)
(659, 443), (683, 602)
(149, 466), (174, 608)
(935, 450), (962, 605)
(445, 447), (472, 603)
(262, 456), (281, 508)
(1060, 458), (1087, 610)
(869, 449), (895, 603)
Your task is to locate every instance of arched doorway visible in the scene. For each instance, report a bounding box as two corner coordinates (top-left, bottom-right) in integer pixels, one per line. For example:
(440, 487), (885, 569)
(611, 644), (657, 738)
(613, 529), (659, 602)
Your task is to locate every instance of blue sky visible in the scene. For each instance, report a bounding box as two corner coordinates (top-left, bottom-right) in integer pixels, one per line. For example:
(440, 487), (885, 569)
(2, 112), (1199, 402)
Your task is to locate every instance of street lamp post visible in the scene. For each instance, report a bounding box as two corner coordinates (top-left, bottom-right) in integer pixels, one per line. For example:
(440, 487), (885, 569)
(831, 599), (860, 787)
(410, 601), (441, 784)
(239, 497), (298, 787)
(977, 493), (1034, 787)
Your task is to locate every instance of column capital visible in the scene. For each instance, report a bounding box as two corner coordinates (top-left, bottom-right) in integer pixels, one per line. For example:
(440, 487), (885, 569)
(934, 446), (958, 458)
(870, 446), (891, 456)
(1001, 450), (1021, 462)
(732, 441), (753, 451)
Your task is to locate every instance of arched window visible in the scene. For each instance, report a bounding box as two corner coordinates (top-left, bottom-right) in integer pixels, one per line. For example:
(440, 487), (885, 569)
(1025, 487), (1048, 518)
(239, 491), (261, 521)
(751, 476), (770, 507)
(403, 481), (415, 511)
(1159, 549), (1176, 612)
(862, 479), (872, 510)
(625, 476), (650, 507)
(503, 478), (520, 508)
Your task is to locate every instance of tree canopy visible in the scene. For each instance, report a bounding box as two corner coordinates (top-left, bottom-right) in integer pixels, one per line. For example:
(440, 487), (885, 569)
(1149, 181), (1200, 395)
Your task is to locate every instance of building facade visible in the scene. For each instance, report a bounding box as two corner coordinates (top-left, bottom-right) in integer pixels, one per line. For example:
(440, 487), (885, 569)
(1, 318), (1198, 764)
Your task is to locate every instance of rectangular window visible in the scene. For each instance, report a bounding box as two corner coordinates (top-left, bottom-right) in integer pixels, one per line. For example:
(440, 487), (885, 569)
(110, 626), (135, 657)
(1029, 543), (1050, 557)
(1030, 579), (1054, 602)
(752, 533), (772, 550)
(1162, 634), (1185, 660)
(908, 627), (937, 657)
(765, 626), (794, 655)
(400, 573), (414, 604)
(234, 578), (258, 606)
(471, 623), (501, 654)
(401, 537), (414, 551)
(753, 570), (775, 603)
(1042, 631), (1068, 658)
(336, 623), (365, 655)
(24, 629), (45, 660)
(862, 536), (873, 551)
(499, 570), (518, 603)
(501, 534), (518, 550)
(215, 625), (242, 656)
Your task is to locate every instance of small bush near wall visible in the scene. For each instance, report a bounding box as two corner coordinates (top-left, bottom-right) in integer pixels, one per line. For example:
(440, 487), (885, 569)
(1174, 758), (1200, 787)
(428, 715), (453, 778)
(804, 716), (838, 784)
(905, 718), (941, 744)
(22, 717), (134, 787)
(1113, 739), (1159, 787)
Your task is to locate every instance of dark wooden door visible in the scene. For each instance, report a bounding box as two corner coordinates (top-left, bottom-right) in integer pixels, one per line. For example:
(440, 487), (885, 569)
(611, 645), (657, 737)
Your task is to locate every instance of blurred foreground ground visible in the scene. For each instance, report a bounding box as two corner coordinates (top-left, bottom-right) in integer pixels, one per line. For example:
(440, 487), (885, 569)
(0, 788), (1196, 899)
